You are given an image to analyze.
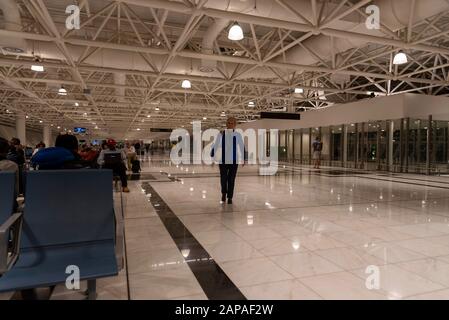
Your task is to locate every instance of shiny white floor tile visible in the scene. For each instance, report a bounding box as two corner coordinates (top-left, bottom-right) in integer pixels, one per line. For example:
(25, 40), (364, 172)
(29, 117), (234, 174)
(231, 226), (283, 241)
(300, 271), (386, 300)
(173, 293), (209, 300)
(271, 252), (343, 278)
(203, 241), (263, 262)
(125, 235), (178, 253)
(289, 234), (347, 251)
(127, 248), (187, 274)
(128, 265), (204, 300)
(240, 279), (322, 300)
(388, 224), (447, 238)
(361, 227), (413, 242)
(351, 265), (444, 299)
(397, 258), (449, 287)
(428, 235), (449, 246)
(247, 237), (308, 256)
(327, 230), (378, 247)
(194, 229), (243, 245)
(360, 242), (426, 264)
(406, 289), (449, 300)
(394, 238), (449, 257)
(219, 257), (293, 287)
(315, 247), (385, 270)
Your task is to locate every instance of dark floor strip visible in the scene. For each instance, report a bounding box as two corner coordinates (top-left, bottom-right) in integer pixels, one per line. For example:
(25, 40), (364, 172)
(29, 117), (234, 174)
(352, 175), (449, 190)
(141, 182), (246, 300)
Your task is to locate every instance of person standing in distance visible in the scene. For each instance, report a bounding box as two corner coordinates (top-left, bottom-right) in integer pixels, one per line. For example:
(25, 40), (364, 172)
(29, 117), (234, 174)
(210, 117), (245, 205)
(312, 136), (323, 169)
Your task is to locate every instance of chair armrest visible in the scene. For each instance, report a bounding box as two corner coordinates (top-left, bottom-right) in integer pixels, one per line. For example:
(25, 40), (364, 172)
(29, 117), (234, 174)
(0, 212), (24, 276)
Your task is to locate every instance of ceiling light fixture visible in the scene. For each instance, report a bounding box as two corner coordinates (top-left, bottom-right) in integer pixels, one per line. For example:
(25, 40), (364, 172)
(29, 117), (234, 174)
(58, 86), (67, 96)
(393, 50), (408, 65)
(228, 22), (244, 41)
(294, 88), (304, 94)
(74, 102), (79, 107)
(181, 79), (191, 89)
(146, 115), (151, 118)
(31, 64), (44, 72)
(248, 101), (255, 107)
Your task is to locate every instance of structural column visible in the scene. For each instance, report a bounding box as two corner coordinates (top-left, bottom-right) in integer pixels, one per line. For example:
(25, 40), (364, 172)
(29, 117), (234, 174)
(16, 113), (26, 146)
(388, 120), (394, 171)
(342, 125), (348, 168)
(43, 125), (52, 147)
(426, 115), (432, 175)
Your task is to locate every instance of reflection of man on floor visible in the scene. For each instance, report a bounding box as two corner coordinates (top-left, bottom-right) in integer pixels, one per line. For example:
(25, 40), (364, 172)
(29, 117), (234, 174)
(211, 117), (245, 205)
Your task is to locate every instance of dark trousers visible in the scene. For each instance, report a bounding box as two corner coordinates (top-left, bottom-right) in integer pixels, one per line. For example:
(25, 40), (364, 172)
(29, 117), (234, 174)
(219, 164), (238, 199)
(105, 163), (128, 187)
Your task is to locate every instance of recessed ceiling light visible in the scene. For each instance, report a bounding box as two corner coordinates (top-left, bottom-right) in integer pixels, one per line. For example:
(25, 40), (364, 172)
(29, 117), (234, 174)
(294, 88), (304, 94)
(203, 117), (207, 120)
(137, 128), (141, 131)
(228, 22), (244, 41)
(74, 102), (79, 107)
(25, 115), (29, 119)
(146, 115), (151, 118)
(248, 101), (255, 107)
(39, 120), (43, 123)
(155, 107), (160, 111)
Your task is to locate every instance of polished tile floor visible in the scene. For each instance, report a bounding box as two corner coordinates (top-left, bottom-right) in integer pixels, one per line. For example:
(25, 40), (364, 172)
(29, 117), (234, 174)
(28, 156), (449, 299)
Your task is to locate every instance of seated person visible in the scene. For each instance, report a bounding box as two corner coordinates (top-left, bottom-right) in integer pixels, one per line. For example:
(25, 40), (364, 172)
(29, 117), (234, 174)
(80, 145), (100, 167)
(32, 141), (46, 156)
(31, 134), (89, 170)
(0, 137), (19, 201)
(97, 139), (130, 193)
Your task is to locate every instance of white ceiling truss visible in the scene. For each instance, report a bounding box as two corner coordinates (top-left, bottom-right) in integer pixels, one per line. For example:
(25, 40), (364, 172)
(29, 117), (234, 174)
(0, 0), (449, 138)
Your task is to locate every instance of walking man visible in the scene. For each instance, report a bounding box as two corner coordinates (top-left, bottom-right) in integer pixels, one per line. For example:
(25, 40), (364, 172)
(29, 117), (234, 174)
(312, 136), (323, 169)
(211, 117), (245, 205)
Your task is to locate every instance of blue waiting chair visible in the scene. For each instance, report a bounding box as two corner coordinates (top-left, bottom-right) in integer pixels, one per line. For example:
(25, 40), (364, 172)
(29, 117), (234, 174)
(0, 172), (23, 276)
(0, 170), (118, 299)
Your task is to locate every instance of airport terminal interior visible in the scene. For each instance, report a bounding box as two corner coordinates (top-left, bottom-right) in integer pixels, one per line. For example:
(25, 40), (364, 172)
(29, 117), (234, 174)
(2, 0), (449, 301)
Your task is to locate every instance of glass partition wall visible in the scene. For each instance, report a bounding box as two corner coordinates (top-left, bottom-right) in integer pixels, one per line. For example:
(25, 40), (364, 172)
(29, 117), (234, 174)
(274, 116), (449, 175)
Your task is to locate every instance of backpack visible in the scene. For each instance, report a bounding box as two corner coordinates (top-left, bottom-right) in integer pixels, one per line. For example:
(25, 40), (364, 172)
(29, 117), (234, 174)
(131, 159), (141, 173)
(104, 152), (123, 167)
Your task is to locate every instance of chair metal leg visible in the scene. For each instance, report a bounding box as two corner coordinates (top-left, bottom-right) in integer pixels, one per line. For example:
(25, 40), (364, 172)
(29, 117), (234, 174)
(87, 279), (97, 300)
